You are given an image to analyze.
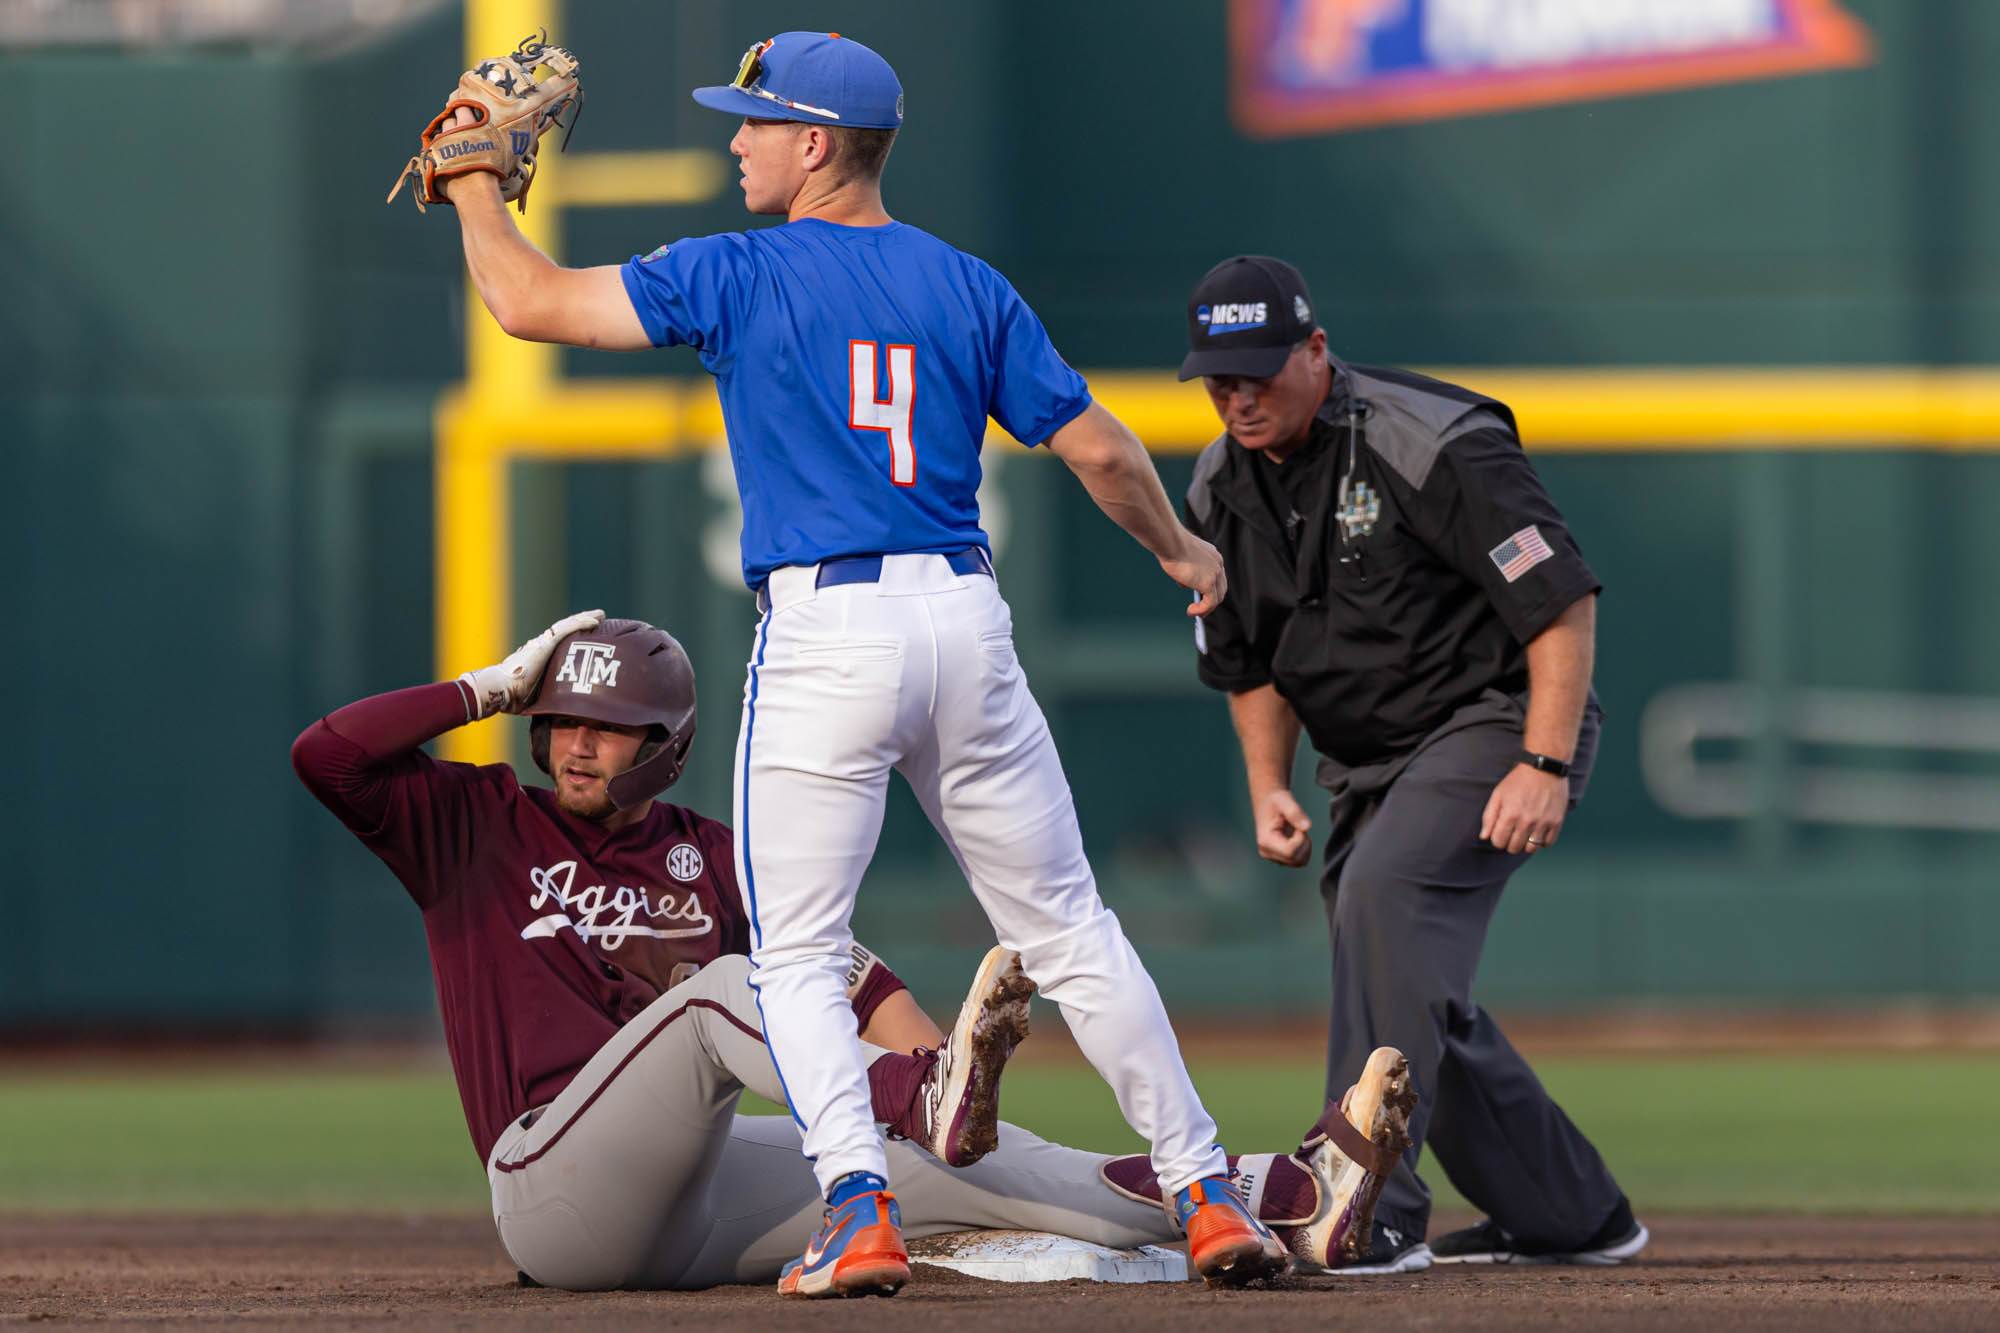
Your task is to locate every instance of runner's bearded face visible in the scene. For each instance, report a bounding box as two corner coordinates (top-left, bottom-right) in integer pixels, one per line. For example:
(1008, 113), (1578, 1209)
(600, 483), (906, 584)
(548, 718), (649, 821)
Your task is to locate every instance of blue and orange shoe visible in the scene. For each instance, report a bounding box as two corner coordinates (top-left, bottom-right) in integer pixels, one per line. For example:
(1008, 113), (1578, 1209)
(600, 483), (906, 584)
(779, 1180), (910, 1299)
(1175, 1173), (1293, 1287)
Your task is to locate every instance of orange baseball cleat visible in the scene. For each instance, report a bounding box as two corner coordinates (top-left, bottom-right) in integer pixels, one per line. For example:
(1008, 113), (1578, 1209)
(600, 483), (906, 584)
(1174, 1174), (1293, 1287)
(779, 1187), (910, 1298)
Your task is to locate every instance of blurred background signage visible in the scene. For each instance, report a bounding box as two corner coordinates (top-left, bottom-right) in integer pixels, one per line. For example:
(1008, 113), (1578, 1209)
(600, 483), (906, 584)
(1232, 0), (1874, 137)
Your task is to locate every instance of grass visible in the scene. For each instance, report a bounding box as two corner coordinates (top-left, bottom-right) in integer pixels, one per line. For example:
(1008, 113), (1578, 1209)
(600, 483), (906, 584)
(0, 1069), (483, 1212)
(947, 1055), (2000, 1216)
(3, 1055), (1997, 1214)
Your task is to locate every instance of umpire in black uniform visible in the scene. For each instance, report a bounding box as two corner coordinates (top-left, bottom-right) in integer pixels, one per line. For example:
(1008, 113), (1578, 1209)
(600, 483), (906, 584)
(1179, 256), (1645, 1273)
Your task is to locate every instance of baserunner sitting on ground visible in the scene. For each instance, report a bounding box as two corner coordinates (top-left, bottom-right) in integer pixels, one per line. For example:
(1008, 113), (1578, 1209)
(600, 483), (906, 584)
(291, 612), (1417, 1291)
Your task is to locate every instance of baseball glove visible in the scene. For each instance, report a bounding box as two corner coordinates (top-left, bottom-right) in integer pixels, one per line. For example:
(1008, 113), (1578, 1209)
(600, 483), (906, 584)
(386, 31), (583, 214)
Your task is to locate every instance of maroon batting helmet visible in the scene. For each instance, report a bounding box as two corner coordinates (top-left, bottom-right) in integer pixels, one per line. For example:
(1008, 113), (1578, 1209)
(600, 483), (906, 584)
(523, 618), (697, 809)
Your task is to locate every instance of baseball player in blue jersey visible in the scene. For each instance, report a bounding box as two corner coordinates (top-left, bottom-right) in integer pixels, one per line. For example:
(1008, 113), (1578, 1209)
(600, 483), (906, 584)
(432, 30), (1291, 1296)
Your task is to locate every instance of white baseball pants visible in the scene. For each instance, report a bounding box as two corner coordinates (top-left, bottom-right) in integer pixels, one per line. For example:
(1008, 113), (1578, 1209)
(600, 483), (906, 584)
(732, 552), (1227, 1200)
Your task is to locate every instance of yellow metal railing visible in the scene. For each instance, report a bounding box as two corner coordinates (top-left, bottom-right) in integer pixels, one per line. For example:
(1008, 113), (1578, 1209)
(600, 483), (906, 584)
(1094, 367), (2000, 449)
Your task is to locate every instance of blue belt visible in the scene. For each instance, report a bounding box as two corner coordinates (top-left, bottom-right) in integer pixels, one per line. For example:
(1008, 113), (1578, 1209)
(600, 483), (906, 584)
(817, 547), (992, 587)
(757, 547), (993, 612)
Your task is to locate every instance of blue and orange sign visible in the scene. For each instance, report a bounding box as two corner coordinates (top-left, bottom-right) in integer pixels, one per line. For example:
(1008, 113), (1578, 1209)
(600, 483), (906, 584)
(1230, 0), (1873, 139)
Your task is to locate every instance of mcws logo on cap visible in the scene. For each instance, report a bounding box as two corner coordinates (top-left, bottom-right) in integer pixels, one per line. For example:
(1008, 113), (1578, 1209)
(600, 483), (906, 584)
(1197, 301), (1269, 335)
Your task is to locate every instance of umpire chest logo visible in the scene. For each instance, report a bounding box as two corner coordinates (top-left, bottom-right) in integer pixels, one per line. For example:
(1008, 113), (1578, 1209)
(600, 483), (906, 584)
(666, 843), (704, 883)
(1337, 480), (1381, 539)
(555, 641), (620, 694)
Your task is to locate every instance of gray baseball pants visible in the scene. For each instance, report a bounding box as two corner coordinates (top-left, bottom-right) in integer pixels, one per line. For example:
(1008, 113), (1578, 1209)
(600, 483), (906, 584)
(486, 953), (1169, 1290)
(1318, 691), (1625, 1251)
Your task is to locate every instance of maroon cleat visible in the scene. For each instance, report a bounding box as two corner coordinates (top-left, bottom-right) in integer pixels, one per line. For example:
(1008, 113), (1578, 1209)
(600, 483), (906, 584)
(890, 946), (1034, 1167)
(1286, 1046), (1418, 1273)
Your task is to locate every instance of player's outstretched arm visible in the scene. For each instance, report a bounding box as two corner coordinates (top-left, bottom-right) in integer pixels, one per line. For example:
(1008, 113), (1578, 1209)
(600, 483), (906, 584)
(1047, 401), (1228, 615)
(832, 942), (947, 1052)
(858, 989), (946, 1054)
(444, 174), (650, 351)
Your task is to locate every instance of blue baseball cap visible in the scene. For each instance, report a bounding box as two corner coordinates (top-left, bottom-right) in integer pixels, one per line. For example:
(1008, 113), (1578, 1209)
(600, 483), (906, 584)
(691, 31), (904, 130)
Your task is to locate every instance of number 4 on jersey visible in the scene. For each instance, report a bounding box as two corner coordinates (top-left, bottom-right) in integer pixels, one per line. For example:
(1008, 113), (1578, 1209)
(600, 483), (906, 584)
(849, 340), (917, 487)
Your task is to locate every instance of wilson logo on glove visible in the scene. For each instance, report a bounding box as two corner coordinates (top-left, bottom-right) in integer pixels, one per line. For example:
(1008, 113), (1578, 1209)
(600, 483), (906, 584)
(386, 29), (584, 214)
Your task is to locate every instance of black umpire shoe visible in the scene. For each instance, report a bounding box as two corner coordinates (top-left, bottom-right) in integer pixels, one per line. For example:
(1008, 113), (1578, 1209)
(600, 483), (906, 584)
(1334, 1222), (1434, 1275)
(1430, 1197), (1650, 1266)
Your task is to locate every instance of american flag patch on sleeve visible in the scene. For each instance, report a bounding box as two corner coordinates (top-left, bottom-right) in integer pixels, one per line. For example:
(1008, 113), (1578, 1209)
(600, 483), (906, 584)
(1489, 525), (1554, 582)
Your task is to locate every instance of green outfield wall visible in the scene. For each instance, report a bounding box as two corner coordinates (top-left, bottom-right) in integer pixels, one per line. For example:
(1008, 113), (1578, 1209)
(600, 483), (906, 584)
(3, 0), (1995, 1028)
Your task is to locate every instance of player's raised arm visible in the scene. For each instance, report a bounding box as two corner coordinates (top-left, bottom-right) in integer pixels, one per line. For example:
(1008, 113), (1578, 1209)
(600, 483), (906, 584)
(1047, 402), (1228, 615)
(444, 174), (650, 350)
(292, 609), (607, 806)
(384, 35), (651, 352)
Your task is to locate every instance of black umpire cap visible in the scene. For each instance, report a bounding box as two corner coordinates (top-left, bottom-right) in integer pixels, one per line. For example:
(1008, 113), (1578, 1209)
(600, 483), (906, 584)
(1178, 255), (1318, 382)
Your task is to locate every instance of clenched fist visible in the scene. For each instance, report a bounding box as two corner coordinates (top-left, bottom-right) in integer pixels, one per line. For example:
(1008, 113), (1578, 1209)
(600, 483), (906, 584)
(1253, 786), (1314, 868)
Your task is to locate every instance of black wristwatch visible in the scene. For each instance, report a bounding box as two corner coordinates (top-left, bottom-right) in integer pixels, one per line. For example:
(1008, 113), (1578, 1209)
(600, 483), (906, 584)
(1516, 750), (1572, 778)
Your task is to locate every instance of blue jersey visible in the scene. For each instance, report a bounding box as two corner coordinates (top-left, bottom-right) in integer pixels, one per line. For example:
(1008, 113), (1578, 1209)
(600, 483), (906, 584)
(621, 220), (1091, 586)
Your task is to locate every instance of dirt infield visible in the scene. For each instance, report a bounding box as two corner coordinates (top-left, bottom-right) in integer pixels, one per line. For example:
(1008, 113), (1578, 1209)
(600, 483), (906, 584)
(4, 1214), (1997, 1331)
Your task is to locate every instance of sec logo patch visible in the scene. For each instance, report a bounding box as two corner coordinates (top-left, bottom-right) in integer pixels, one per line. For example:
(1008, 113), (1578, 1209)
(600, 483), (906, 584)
(666, 843), (704, 882)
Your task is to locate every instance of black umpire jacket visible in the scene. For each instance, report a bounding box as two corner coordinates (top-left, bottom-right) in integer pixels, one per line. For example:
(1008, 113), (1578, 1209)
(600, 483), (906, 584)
(1184, 355), (1601, 767)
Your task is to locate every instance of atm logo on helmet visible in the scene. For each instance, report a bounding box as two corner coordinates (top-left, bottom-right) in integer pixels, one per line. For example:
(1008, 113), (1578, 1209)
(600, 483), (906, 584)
(555, 641), (621, 694)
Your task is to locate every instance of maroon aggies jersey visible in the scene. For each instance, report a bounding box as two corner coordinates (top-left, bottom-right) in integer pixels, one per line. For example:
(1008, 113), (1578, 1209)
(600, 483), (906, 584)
(294, 682), (755, 1162)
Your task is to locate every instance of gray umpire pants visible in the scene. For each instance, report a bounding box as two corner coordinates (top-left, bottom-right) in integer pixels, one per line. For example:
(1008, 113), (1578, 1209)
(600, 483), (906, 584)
(485, 953), (1168, 1290)
(1317, 689), (1625, 1251)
